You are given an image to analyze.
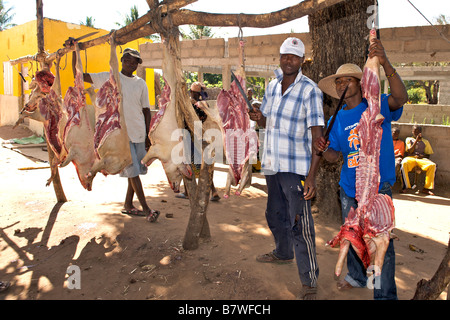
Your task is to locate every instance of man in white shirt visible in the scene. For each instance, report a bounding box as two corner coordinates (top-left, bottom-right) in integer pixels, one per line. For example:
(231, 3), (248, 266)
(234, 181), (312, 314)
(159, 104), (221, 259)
(70, 46), (158, 221)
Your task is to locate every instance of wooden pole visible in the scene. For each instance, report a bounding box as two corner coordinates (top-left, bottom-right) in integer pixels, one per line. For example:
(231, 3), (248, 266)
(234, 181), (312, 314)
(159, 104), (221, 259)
(35, 0), (67, 203)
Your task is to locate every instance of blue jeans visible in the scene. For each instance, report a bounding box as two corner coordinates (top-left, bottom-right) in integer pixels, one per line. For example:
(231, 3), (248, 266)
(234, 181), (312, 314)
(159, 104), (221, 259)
(265, 172), (319, 287)
(340, 182), (397, 300)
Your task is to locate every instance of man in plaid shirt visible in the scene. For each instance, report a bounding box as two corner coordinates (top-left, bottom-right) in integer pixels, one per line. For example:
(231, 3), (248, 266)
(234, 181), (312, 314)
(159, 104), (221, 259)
(249, 37), (324, 300)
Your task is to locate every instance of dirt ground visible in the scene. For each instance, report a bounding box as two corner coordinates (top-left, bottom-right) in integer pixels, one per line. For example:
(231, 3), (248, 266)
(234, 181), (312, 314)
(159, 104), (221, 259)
(0, 124), (448, 302)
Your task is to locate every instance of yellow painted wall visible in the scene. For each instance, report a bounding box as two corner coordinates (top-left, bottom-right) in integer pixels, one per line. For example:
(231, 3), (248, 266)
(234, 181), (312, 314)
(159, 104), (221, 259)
(0, 18), (154, 106)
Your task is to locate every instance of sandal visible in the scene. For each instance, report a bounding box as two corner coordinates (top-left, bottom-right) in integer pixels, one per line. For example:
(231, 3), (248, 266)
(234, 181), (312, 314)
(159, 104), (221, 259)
(175, 193), (189, 199)
(146, 209), (161, 223)
(256, 251), (293, 264)
(121, 208), (145, 216)
(298, 285), (317, 300)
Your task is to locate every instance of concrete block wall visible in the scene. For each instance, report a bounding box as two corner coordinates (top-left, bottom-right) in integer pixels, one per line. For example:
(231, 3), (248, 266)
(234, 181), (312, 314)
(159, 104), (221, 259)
(228, 33), (312, 61)
(380, 25), (450, 63)
(393, 122), (450, 187)
(398, 104), (450, 125)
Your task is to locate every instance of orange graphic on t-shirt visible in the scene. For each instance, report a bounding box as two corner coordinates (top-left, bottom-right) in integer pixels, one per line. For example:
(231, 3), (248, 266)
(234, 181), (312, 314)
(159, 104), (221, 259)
(347, 128), (360, 168)
(348, 128), (360, 150)
(348, 151), (359, 168)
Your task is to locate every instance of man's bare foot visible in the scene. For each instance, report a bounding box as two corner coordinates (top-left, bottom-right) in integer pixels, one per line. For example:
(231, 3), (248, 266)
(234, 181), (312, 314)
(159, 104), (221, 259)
(421, 188), (435, 196)
(337, 279), (353, 290)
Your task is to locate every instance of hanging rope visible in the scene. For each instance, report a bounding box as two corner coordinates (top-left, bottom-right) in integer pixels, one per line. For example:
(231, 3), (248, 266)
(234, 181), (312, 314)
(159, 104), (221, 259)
(406, 0), (450, 44)
(237, 14), (245, 71)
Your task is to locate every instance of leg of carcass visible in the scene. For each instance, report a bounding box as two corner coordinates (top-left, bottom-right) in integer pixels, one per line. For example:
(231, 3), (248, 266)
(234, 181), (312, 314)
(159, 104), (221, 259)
(335, 239), (350, 279)
(59, 149), (75, 168)
(46, 156), (60, 186)
(237, 161), (252, 195)
(365, 233), (390, 275)
(87, 158), (104, 178)
(223, 171), (234, 199)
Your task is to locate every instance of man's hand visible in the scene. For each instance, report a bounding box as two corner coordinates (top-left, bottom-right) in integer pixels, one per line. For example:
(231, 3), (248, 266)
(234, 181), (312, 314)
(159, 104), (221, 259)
(248, 107), (262, 122)
(303, 175), (316, 200)
(314, 136), (330, 154)
(368, 38), (388, 67)
(63, 37), (76, 48)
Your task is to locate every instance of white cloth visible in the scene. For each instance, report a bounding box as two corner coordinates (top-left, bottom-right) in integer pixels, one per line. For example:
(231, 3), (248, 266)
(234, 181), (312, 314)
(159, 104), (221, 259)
(90, 72), (150, 143)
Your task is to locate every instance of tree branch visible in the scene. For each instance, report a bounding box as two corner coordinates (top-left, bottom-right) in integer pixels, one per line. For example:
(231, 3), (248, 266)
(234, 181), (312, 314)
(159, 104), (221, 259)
(10, 0), (345, 66)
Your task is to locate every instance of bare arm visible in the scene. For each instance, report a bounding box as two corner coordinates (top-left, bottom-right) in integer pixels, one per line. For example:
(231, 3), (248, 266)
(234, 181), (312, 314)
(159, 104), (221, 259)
(368, 39), (408, 110)
(70, 46), (93, 84)
(314, 136), (340, 163)
(304, 126), (323, 200)
(143, 108), (151, 150)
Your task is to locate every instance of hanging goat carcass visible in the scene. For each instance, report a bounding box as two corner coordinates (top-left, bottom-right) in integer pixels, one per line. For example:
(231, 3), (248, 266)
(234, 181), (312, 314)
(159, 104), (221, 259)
(141, 35), (195, 192)
(215, 40), (258, 198)
(87, 35), (133, 177)
(326, 29), (395, 278)
(59, 41), (97, 190)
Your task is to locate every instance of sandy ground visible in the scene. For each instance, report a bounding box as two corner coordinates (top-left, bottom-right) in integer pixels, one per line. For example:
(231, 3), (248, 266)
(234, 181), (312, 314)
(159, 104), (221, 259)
(0, 124), (448, 302)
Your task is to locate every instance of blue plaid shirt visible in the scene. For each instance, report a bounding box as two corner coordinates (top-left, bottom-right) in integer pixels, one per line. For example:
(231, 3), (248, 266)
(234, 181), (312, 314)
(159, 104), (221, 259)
(260, 68), (324, 176)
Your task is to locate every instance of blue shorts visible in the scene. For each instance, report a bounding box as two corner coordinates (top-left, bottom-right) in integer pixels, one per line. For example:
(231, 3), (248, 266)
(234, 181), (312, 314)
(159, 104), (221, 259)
(120, 142), (148, 178)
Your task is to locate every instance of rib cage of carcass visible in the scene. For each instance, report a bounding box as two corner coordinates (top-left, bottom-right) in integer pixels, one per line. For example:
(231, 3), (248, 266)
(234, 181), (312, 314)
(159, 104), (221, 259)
(88, 35), (132, 178)
(216, 74), (258, 198)
(326, 29), (395, 278)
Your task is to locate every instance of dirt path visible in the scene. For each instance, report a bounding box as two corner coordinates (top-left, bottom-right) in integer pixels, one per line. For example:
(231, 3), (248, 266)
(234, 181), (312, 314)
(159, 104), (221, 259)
(0, 125), (448, 301)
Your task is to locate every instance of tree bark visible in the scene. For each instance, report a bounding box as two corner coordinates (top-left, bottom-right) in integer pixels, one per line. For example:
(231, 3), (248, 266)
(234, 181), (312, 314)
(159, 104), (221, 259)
(307, 0), (374, 220)
(182, 161), (214, 250)
(413, 237), (450, 300)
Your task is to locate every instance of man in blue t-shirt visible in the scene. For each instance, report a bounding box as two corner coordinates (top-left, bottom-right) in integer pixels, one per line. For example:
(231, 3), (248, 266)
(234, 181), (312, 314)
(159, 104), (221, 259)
(315, 37), (408, 300)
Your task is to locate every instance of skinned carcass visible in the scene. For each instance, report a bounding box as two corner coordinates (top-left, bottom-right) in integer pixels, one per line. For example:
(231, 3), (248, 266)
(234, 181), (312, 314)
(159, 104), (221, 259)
(216, 76), (258, 198)
(141, 36), (194, 193)
(38, 56), (68, 185)
(14, 70), (55, 127)
(39, 56), (67, 162)
(60, 41), (97, 191)
(88, 35), (132, 177)
(326, 29), (395, 278)
(215, 40), (258, 198)
(14, 62), (67, 187)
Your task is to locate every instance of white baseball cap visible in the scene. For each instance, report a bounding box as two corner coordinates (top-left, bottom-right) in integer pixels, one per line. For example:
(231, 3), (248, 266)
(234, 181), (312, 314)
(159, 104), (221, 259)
(280, 37), (305, 58)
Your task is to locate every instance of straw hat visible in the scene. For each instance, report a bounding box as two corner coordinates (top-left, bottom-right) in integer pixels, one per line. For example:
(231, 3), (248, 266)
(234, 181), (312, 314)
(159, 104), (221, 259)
(190, 81), (205, 93)
(318, 63), (363, 99)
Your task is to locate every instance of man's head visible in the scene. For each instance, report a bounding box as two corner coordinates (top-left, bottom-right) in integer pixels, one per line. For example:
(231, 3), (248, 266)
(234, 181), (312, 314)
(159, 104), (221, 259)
(121, 48), (142, 73)
(318, 63), (363, 99)
(190, 81), (206, 101)
(392, 127), (400, 140)
(412, 125), (422, 137)
(279, 37), (305, 76)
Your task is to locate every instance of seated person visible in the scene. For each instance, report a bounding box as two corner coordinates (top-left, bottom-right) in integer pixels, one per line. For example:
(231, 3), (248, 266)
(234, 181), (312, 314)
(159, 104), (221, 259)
(400, 125), (436, 195)
(392, 127), (405, 178)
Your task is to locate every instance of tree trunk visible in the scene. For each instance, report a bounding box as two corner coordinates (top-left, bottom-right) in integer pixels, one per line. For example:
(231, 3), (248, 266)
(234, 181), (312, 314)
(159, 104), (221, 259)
(413, 237), (450, 300)
(182, 161), (214, 250)
(307, 0), (374, 220)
